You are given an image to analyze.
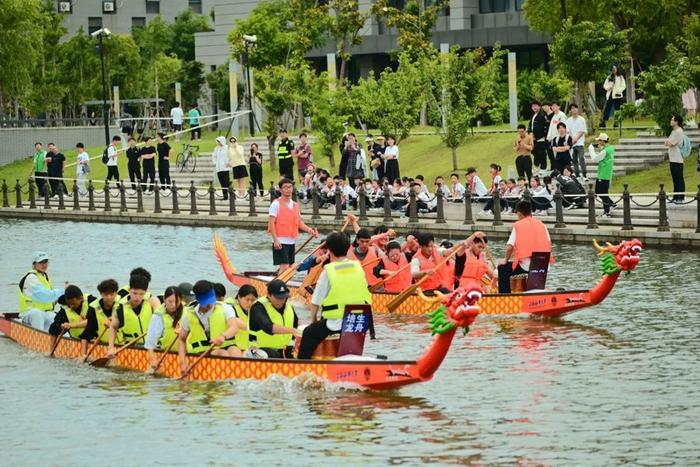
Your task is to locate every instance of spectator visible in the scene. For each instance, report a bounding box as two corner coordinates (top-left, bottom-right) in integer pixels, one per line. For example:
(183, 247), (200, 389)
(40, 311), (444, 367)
(371, 135), (386, 180)
(553, 166), (586, 209)
(337, 178), (357, 210)
(664, 114), (686, 203)
(156, 132), (171, 190)
(170, 102), (184, 139)
(105, 135), (121, 187)
(213, 136), (231, 200)
(341, 133), (362, 181)
(229, 136), (248, 198)
(450, 173), (466, 202)
(465, 167), (488, 200)
(543, 102), (555, 168)
(513, 124), (534, 181)
(565, 103), (588, 179)
(587, 133), (616, 217)
(46, 143), (67, 196)
(600, 65), (626, 129)
(383, 135), (400, 182)
(434, 176), (450, 199)
(547, 101), (568, 143)
(140, 137), (157, 193)
(338, 133), (349, 180)
(188, 103), (201, 140)
(125, 137), (142, 191)
(527, 100), (549, 171)
(248, 143), (264, 196)
(487, 164), (502, 194)
(504, 178), (521, 213)
(530, 175), (552, 214)
(320, 176), (337, 207)
(551, 122), (573, 173)
(277, 129), (295, 180)
(414, 174), (429, 194)
(682, 88), (697, 128)
(391, 178), (408, 210)
(30, 143), (48, 198)
(294, 132), (312, 182)
(413, 183), (437, 213)
(478, 179), (508, 217)
(75, 143), (90, 197)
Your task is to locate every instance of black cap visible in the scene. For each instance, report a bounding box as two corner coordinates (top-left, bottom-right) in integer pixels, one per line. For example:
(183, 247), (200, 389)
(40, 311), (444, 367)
(267, 279), (290, 298)
(177, 282), (195, 300)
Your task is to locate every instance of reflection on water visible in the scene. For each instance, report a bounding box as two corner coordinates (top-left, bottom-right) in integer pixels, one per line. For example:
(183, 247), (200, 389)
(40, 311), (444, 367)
(1, 219), (699, 464)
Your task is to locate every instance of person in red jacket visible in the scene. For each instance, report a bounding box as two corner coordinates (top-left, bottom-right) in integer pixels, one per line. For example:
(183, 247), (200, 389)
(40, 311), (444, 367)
(410, 232), (462, 294)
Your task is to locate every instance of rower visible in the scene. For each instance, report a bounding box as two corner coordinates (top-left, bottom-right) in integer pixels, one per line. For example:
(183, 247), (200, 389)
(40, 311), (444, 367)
(18, 251), (65, 331)
(144, 286), (184, 370)
(177, 282), (196, 306)
(267, 177), (318, 274)
(498, 200), (554, 293)
(410, 232), (461, 294)
(349, 229), (384, 287)
(48, 285), (94, 357)
(82, 279), (119, 344)
(107, 274), (160, 355)
(456, 232), (494, 289)
(213, 282), (227, 302)
(248, 279), (300, 358)
(373, 241), (412, 293)
(177, 280), (247, 372)
(298, 231), (372, 360)
(117, 267), (154, 302)
(226, 284), (259, 356)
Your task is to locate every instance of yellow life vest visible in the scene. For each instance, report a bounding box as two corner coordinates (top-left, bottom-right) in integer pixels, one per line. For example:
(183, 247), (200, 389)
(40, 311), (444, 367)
(59, 294), (90, 339)
(321, 260), (372, 320)
(224, 298), (251, 351)
(253, 296), (294, 350)
(118, 287), (152, 303)
(18, 270), (54, 312)
(153, 304), (179, 351)
(118, 298), (153, 344)
(185, 303), (237, 354)
(89, 297), (117, 343)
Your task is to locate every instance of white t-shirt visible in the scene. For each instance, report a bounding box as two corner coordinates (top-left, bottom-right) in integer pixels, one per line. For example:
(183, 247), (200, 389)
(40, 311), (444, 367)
(452, 182), (466, 198)
(269, 198), (297, 245)
(311, 261), (348, 332)
(339, 185), (357, 199)
(170, 107), (184, 125)
(507, 226), (551, 271)
(417, 191), (437, 210)
(565, 116), (587, 147)
(107, 144), (118, 167)
(547, 110), (568, 141)
(77, 152), (89, 175)
(384, 145), (399, 160)
(471, 175), (488, 197)
(180, 303), (236, 333)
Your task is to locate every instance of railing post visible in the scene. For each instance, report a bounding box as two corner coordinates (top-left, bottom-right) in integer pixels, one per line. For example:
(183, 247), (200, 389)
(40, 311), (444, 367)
(71, 181), (80, 211)
(463, 191), (474, 225)
(119, 182), (127, 212)
(695, 185), (700, 234)
(209, 181), (218, 215)
(136, 182), (144, 213)
(15, 180), (23, 208)
(247, 186), (257, 217)
(657, 183), (670, 232)
(2, 180), (9, 208)
(43, 182), (51, 209)
(358, 185), (369, 222)
(522, 186), (532, 205)
(553, 188), (566, 228)
(586, 183), (598, 229)
(189, 181), (198, 215)
(311, 186), (321, 220)
(492, 191), (503, 226)
(383, 186), (393, 223)
(153, 182), (162, 214)
(57, 182), (65, 210)
(621, 184), (633, 231)
(103, 181), (112, 212)
(171, 181), (180, 214)
(435, 190), (446, 224)
(28, 179), (36, 209)
(408, 189), (418, 222)
(269, 182), (277, 202)
(334, 190), (343, 221)
(87, 180), (95, 211)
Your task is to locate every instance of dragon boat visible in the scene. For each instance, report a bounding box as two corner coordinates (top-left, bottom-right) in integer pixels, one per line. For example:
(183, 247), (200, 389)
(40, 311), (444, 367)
(216, 238), (642, 318)
(0, 286), (482, 390)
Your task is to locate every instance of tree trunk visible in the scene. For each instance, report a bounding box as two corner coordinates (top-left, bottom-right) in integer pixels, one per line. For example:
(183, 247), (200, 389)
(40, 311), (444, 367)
(339, 58), (348, 83)
(326, 135), (336, 168)
(559, 0), (568, 21)
(451, 146), (458, 171)
(420, 100), (428, 127)
(267, 135), (277, 171)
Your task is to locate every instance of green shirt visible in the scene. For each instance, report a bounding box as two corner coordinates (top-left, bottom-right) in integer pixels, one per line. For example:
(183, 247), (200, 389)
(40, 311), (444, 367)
(597, 145), (615, 181)
(33, 151), (47, 173)
(188, 108), (200, 126)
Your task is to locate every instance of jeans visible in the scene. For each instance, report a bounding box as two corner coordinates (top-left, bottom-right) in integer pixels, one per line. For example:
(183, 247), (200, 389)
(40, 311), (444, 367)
(600, 97), (623, 125)
(571, 146), (586, 178)
(595, 178), (614, 213)
(669, 162), (685, 201)
(217, 170), (231, 200)
(515, 155), (533, 180)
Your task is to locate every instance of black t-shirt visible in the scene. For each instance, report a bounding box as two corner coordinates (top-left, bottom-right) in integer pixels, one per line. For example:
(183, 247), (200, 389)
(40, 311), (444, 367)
(156, 142), (171, 162)
(249, 151), (263, 166)
(249, 301), (299, 339)
(551, 136), (573, 154)
(126, 147), (141, 165)
(47, 152), (65, 176)
(141, 146), (156, 160)
(277, 138), (294, 157)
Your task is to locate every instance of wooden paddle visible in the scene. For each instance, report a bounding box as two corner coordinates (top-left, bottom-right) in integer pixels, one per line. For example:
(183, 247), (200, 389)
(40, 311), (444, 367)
(152, 336), (179, 374)
(82, 327), (108, 363)
(387, 246), (464, 313)
(90, 331), (147, 367)
(178, 346), (216, 380)
(48, 332), (64, 358)
(369, 258), (413, 292)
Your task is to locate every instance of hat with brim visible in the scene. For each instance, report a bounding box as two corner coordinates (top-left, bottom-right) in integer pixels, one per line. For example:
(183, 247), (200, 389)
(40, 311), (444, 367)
(33, 251), (49, 263)
(376, 135), (386, 140)
(595, 133), (610, 142)
(267, 279), (290, 298)
(177, 282), (195, 300)
(194, 288), (216, 306)
(364, 135), (374, 142)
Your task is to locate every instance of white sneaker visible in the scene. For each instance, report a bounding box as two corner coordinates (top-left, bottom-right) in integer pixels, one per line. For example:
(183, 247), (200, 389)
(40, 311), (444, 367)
(477, 210), (493, 218)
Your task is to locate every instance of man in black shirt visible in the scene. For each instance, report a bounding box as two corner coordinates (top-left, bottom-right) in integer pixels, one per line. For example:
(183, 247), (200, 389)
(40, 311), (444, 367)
(125, 137), (142, 190)
(550, 122), (573, 173)
(527, 100), (549, 171)
(156, 132), (171, 190)
(140, 137), (157, 192)
(248, 279), (300, 358)
(277, 129), (295, 180)
(46, 143), (67, 196)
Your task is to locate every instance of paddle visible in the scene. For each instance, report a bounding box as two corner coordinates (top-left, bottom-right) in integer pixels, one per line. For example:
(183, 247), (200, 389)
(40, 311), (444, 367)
(82, 327), (108, 363)
(178, 346), (216, 380)
(369, 258), (413, 293)
(152, 336), (179, 374)
(90, 331), (147, 367)
(387, 246), (464, 313)
(48, 332), (64, 358)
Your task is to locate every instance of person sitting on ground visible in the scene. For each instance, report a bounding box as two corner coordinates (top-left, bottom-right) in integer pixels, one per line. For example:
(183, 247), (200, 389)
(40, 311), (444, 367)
(320, 176), (336, 207)
(177, 280), (248, 372)
(48, 285), (94, 357)
(247, 279), (300, 358)
(336, 178), (357, 209)
(450, 173), (466, 202)
(373, 241), (412, 293)
(487, 164), (503, 195)
(410, 232), (461, 294)
(478, 180), (509, 217)
(391, 178), (408, 210)
(553, 166), (586, 208)
(107, 274), (160, 354)
(466, 167), (489, 201)
(144, 286), (184, 371)
(82, 279), (119, 344)
(18, 251), (65, 332)
(530, 175), (553, 214)
(298, 231), (372, 359)
(434, 176), (450, 199)
(411, 182), (438, 213)
(503, 178), (520, 213)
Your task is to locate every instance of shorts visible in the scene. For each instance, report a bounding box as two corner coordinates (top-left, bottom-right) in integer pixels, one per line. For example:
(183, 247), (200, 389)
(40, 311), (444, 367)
(272, 243), (296, 265)
(173, 124), (182, 132)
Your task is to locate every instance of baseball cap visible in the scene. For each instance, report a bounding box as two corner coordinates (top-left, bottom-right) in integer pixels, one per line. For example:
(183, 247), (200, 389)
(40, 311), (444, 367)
(595, 133), (610, 142)
(267, 279), (290, 298)
(177, 282), (195, 300)
(33, 251), (49, 263)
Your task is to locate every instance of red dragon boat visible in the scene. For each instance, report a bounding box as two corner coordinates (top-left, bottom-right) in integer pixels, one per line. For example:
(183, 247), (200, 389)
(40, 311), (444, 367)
(215, 238), (642, 318)
(0, 286), (482, 390)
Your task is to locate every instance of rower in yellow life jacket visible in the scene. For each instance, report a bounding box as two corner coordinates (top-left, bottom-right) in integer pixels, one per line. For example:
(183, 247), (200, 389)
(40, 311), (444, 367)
(48, 285), (94, 357)
(82, 279), (120, 345)
(223, 284), (259, 353)
(107, 274), (160, 356)
(298, 231), (372, 360)
(145, 286), (185, 371)
(116, 266), (153, 302)
(177, 280), (248, 377)
(247, 280), (300, 358)
(18, 251), (65, 332)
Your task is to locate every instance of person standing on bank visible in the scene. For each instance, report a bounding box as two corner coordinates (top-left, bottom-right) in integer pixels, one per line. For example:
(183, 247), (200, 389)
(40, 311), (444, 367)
(277, 129), (295, 180)
(140, 137), (157, 193)
(513, 124), (534, 181)
(229, 136), (248, 198)
(588, 132), (616, 217)
(371, 135), (386, 181)
(665, 114), (686, 203)
(565, 103), (588, 180)
(105, 135), (121, 187)
(342, 133), (362, 181)
(46, 143), (67, 197)
(298, 231), (372, 360)
(156, 132), (171, 190)
(188, 103), (201, 140)
(31, 142), (49, 198)
(18, 252), (65, 331)
(295, 132), (313, 182)
(528, 100), (549, 172)
(600, 65), (626, 129)
(248, 143), (264, 196)
(170, 102), (184, 140)
(75, 143), (90, 197)
(383, 135), (400, 183)
(125, 137), (142, 191)
(551, 122), (573, 174)
(213, 136), (231, 200)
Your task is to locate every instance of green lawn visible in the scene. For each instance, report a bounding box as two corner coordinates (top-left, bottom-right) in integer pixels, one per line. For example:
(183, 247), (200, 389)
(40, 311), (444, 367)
(616, 152), (700, 193)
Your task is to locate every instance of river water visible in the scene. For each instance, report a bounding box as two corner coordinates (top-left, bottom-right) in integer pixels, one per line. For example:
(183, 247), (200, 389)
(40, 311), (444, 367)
(0, 219), (698, 465)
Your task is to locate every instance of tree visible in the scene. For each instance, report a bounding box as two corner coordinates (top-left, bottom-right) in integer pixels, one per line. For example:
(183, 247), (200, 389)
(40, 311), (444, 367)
(517, 69), (572, 118)
(372, 0), (443, 60)
(205, 64), (233, 112)
(170, 10), (211, 62)
(133, 16), (173, 61)
(523, 0), (604, 36)
(549, 19), (627, 125)
(178, 61), (205, 108)
(328, 0), (370, 80)
(57, 29), (100, 119)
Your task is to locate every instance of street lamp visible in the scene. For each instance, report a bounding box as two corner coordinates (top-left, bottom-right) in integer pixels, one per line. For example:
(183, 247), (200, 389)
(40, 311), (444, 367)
(91, 28), (112, 146)
(241, 34), (257, 137)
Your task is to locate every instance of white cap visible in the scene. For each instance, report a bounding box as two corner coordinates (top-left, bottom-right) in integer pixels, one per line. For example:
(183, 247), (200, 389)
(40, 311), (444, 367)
(33, 251), (49, 263)
(595, 133), (610, 142)
(215, 136), (226, 146)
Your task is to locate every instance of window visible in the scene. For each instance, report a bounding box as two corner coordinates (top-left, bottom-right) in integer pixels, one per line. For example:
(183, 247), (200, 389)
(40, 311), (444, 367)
(479, 0), (522, 13)
(88, 17), (102, 35)
(132, 17), (146, 29)
(388, 0), (405, 10)
(57, 1), (72, 13)
(145, 0), (160, 14)
(188, 0), (202, 14)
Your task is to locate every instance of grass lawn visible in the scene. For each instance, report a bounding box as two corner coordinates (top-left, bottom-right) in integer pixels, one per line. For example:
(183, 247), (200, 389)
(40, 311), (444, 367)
(616, 152), (700, 193)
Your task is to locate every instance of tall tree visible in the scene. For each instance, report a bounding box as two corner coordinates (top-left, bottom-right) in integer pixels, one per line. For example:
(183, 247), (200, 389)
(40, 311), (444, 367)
(170, 10), (211, 62)
(328, 0), (370, 81)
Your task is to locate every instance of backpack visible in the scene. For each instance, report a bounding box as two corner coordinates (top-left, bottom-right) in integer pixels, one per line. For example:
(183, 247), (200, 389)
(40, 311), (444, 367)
(679, 134), (692, 159)
(101, 146), (110, 164)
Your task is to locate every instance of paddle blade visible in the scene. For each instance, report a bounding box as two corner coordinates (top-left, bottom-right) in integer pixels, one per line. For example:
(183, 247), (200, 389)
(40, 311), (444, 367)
(387, 283), (419, 313)
(89, 357), (112, 368)
(213, 233), (238, 284)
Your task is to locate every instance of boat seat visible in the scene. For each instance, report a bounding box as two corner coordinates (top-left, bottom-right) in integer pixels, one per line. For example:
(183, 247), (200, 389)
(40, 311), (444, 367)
(526, 252), (550, 291)
(337, 304), (373, 357)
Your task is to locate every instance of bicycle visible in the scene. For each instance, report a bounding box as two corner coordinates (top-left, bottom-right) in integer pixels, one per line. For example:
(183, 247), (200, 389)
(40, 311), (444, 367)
(176, 144), (199, 173)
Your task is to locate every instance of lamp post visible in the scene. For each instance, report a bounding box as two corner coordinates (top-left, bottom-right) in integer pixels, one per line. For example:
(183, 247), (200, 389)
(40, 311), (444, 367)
(241, 34), (257, 137)
(92, 28), (112, 146)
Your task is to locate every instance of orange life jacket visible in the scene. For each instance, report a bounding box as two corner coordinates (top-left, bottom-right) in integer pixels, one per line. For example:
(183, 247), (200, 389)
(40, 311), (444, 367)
(414, 249), (449, 291)
(271, 198), (301, 239)
(459, 253), (491, 288)
(349, 246), (380, 287)
(381, 255), (412, 293)
(512, 216), (554, 270)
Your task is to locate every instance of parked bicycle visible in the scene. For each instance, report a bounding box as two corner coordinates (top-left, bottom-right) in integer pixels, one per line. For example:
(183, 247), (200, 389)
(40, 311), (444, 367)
(176, 144), (199, 173)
